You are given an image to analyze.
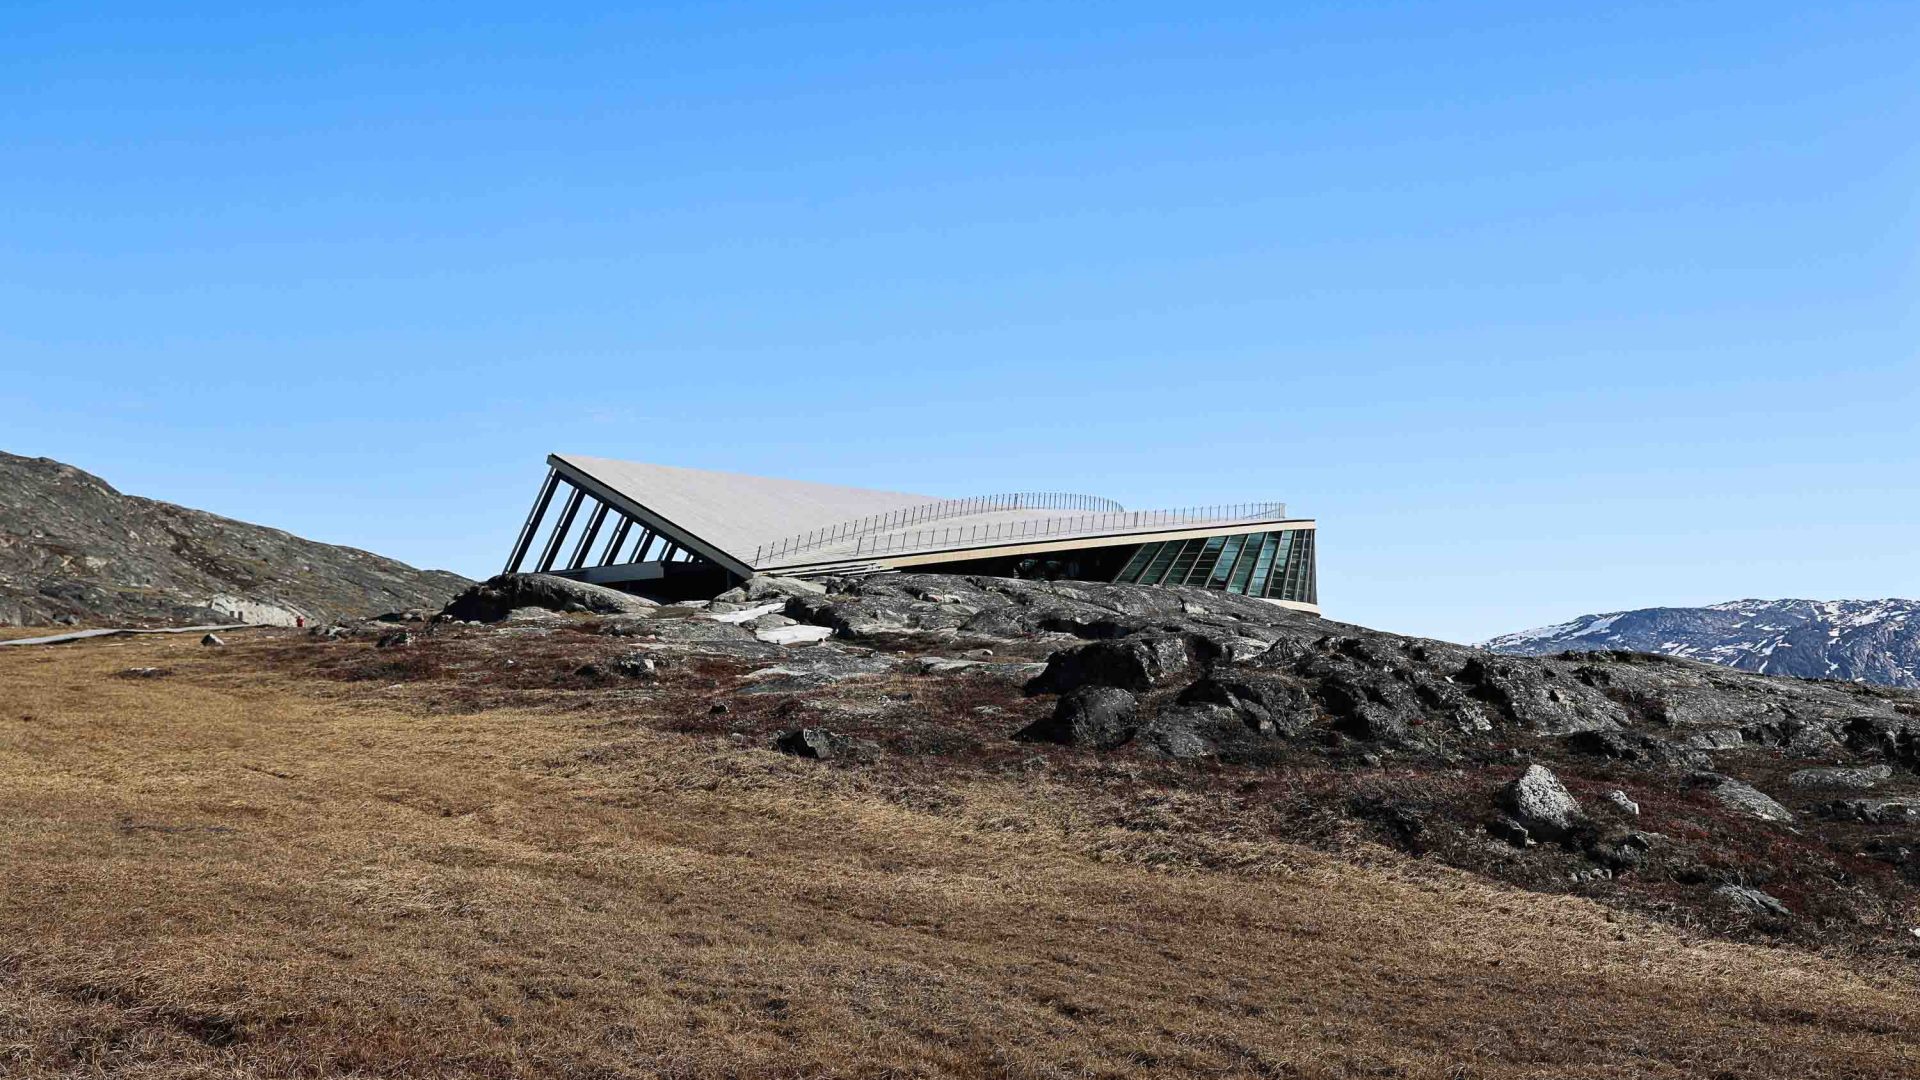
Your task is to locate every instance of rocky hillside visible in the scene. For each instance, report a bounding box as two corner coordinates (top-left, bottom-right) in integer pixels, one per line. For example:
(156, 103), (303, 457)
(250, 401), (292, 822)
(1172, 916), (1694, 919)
(1485, 599), (1920, 689)
(325, 571), (1920, 953)
(0, 451), (470, 627)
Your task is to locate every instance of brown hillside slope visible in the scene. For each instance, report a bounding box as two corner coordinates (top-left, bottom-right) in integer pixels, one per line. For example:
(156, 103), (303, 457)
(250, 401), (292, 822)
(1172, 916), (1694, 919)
(2, 633), (1917, 1079)
(0, 451), (469, 627)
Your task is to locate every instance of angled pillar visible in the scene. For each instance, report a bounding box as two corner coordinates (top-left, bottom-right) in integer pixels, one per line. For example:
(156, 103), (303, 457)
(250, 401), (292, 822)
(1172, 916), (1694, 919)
(568, 502), (610, 570)
(535, 486), (586, 572)
(504, 469), (560, 573)
(599, 517), (633, 566)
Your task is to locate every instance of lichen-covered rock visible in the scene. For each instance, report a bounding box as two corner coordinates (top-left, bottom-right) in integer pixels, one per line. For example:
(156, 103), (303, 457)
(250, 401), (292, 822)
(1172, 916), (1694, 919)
(1139, 705), (1285, 763)
(1173, 674), (1314, 737)
(1500, 764), (1583, 841)
(742, 575), (827, 601)
(1787, 764), (1893, 790)
(1816, 797), (1920, 824)
(1691, 773), (1794, 823)
(1025, 633), (1221, 694)
(773, 727), (876, 761)
(1713, 884), (1790, 917)
(1457, 657), (1627, 735)
(1016, 686), (1139, 750)
(440, 573), (657, 623)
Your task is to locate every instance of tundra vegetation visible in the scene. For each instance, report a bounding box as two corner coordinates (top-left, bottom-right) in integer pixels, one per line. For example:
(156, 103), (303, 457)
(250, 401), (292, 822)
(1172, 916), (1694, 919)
(4, 573), (1920, 1078)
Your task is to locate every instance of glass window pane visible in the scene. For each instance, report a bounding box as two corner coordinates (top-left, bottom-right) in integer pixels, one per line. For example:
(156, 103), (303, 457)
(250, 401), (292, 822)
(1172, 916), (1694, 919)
(1247, 532), (1281, 596)
(1228, 532), (1266, 593)
(1115, 542), (1157, 582)
(1139, 540), (1181, 584)
(1209, 535), (1248, 588)
(1279, 531), (1308, 601)
(1167, 538), (1209, 585)
(1302, 531), (1317, 604)
(1182, 536), (1227, 586)
(1258, 533), (1290, 597)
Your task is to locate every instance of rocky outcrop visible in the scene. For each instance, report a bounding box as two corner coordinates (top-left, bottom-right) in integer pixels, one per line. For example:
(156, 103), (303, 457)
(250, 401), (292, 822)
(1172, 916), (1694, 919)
(440, 573), (659, 623)
(326, 572), (1920, 954)
(775, 575), (1920, 777)
(0, 451), (469, 627)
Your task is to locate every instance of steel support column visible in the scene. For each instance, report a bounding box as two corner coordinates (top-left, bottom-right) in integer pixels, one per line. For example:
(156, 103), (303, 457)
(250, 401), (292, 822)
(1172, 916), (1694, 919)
(598, 517), (633, 566)
(504, 469), (560, 573)
(568, 502), (610, 571)
(535, 486), (586, 572)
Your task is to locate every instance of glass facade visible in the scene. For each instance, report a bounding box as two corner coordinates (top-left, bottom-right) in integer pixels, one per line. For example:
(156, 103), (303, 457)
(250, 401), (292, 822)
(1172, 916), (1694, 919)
(1112, 528), (1317, 604)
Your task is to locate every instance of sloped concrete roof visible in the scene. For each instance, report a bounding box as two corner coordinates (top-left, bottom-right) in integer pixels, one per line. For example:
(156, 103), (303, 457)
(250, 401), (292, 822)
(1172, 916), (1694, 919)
(552, 454), (941, 565)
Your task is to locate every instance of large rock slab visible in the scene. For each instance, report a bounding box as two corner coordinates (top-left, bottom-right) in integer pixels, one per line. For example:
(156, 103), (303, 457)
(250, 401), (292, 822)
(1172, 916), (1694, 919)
(441, 573), (657, 623)
(1691, 773), (1794, 823)
(1025, 633), (1222, 694)
(1787, 764), (1893, 791)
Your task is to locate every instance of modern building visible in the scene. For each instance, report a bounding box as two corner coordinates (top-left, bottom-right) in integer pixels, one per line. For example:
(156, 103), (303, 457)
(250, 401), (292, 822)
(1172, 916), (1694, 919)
(502, 454), (1318, 613)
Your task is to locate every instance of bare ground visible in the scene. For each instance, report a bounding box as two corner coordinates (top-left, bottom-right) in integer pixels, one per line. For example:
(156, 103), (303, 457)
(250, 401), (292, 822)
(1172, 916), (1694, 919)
(3, 628), (1918, 1078)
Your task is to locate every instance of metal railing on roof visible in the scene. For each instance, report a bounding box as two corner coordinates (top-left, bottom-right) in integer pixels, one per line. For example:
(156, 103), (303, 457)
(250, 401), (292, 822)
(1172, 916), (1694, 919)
(757, 501), (1289, 567)
(751, 491), (1124, 565)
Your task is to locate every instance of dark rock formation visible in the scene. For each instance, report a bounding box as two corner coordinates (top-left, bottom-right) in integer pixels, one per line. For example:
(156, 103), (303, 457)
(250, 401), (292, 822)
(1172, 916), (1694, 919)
(778, 575), (1920, 778)
(0, 450), (469, 627)
(774, 727), (877, 761)
(1017, 686), (1139, 749)
(1025, 633), (1221, 694)
(440, 573), (659, 623)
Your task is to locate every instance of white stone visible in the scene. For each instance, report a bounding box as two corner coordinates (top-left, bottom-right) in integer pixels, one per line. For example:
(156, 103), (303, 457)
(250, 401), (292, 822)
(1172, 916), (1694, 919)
(702, 602), (786, 625)
(755, 624), (834, 645)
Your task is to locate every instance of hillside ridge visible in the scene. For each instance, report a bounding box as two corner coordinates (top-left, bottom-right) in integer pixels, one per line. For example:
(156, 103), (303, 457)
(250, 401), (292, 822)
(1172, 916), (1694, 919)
(0, 450), (469, 627)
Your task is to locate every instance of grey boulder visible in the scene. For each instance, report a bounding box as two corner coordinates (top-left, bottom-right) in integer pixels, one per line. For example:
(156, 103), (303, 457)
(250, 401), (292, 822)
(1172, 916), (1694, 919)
(1713, 884), (1790, 917)
(440, 573), (658, 623)
(1499, 764), (1583, 841)
(1692, 773), (1794, 823)
(1606, 789), (1641, 816)
(1016, 686), (1140, 750)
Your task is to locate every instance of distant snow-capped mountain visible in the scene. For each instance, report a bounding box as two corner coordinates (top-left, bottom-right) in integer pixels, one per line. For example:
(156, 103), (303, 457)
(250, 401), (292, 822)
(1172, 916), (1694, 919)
(1482, 599), (1920, 689)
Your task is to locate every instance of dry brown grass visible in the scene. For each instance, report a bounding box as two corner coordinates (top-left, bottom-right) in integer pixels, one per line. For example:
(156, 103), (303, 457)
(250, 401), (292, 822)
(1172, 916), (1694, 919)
(3, 633), (1919, 1078)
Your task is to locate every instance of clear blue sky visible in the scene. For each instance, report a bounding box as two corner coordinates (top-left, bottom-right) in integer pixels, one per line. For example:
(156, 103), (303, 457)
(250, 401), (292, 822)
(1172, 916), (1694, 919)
(4, 2), (1915, 643)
